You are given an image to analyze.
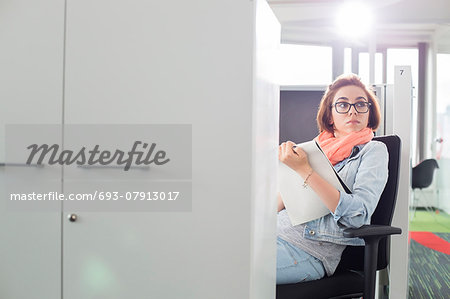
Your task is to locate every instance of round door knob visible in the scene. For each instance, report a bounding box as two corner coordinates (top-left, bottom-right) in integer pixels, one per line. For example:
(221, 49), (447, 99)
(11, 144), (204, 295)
(68, 214), (78, 222)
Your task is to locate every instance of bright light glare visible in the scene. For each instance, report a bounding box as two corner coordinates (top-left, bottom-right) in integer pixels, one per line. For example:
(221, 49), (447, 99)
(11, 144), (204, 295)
(336, 1), (373, 38)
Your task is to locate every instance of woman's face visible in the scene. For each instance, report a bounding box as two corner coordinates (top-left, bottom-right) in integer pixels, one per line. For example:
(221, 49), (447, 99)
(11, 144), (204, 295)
(330, 85), (370, 138)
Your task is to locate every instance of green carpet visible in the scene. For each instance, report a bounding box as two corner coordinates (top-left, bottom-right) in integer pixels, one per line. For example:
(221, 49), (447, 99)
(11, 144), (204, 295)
(409, 210), (450, 232)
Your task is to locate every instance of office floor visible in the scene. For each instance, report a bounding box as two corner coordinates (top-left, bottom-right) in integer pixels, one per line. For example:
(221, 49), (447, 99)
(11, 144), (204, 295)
(408, 210), (450, 299)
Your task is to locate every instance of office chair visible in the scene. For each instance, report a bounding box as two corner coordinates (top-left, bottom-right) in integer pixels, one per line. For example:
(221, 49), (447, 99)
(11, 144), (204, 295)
(276, 135), (402, 299)
(411, 159), (439, 215)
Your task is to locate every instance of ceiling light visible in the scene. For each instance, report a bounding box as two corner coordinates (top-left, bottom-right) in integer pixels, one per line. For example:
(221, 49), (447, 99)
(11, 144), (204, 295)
(336, 1), (373, 39)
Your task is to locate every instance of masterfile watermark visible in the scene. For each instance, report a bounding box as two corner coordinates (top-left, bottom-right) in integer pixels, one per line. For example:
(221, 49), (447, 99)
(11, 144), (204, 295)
(5, 124), (192, 212)
(26, 141), (170, 171)
(10, 191), (180, 201)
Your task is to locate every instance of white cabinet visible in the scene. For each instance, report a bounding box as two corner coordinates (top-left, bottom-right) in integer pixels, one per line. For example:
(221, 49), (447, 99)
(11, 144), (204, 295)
(1, 1), (280, 298)
(0, 1), (64, 298)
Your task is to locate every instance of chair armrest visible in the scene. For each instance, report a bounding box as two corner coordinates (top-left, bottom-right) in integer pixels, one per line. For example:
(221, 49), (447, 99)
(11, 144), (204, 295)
(343, 224), (402, 299)
(343, 224), (402, 239)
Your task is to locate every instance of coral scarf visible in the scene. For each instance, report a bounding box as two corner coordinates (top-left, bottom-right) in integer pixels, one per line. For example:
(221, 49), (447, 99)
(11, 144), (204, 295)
(315, 128), (374, 165)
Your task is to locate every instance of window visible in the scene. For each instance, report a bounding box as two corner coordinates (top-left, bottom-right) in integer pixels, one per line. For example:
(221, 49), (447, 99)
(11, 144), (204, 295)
(278, 44), (332, 85)
(358, 52), (383, 84)
(436, 54), (450, 159)
(436, 54), (450, 114)
(344, 48), (352, 74)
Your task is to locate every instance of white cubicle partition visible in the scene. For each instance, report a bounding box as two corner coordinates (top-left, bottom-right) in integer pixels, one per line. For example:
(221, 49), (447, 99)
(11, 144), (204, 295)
(0, 1), (280, 299)
(385, 66), (412, 299)
(251, 1), (281, 298)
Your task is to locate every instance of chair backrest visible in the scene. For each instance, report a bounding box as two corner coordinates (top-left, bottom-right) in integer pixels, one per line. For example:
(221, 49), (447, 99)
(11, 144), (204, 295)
(371, 135), (401, 226)
(337, 135), (401, 272)
(412, 158), (439, 189)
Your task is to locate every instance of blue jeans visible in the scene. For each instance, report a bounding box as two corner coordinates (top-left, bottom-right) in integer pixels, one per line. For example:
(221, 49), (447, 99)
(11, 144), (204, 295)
(276, 236), (326, 284)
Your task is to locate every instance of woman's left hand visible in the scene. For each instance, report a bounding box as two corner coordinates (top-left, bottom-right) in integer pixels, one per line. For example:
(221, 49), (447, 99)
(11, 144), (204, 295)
(279, 141), (312, 177)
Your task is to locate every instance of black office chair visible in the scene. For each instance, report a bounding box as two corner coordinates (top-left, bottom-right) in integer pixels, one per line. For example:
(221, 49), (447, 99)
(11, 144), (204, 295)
(276, 135), (402, 299)
(412, 159), (439, 189)
(411, 158), (439, 214)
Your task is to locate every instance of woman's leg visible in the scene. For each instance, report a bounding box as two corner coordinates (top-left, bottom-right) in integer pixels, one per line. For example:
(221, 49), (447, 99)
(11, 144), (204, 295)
(276, 237), (326, 284)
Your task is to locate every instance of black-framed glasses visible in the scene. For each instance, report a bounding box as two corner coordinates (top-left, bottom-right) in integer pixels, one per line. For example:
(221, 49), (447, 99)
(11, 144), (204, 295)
(331, 101), (372, 114)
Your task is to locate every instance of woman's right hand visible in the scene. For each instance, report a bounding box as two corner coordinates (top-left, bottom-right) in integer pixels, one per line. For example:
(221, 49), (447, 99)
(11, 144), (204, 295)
(279, 141), (313, 178)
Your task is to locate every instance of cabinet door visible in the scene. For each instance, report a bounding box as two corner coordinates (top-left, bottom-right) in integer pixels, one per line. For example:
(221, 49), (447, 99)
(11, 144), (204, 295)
(63, 1), (256, 299)
(0, 1), (64, 299)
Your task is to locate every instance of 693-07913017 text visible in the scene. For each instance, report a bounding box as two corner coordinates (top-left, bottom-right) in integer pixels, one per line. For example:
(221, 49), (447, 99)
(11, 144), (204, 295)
(9, 191), (180, 201)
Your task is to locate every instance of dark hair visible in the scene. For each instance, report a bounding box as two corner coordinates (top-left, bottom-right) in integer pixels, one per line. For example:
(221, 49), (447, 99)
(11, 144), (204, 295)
(316, 73), (381, 133)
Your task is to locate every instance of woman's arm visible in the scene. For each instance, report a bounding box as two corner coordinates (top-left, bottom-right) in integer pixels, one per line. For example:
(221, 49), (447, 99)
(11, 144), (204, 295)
(279, 140), (389, 227)
(331, 142), (388, 228)
(298, 169), (340, 213)
(279, 141), (340, 213)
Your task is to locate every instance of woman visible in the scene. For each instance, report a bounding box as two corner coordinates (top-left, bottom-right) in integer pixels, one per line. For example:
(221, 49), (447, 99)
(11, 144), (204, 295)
(277, 74), (389, 284)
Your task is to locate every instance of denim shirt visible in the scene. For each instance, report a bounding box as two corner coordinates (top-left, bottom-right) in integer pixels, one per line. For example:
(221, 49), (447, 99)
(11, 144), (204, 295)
(303, 140), (389, 246)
